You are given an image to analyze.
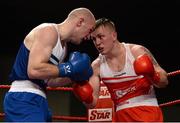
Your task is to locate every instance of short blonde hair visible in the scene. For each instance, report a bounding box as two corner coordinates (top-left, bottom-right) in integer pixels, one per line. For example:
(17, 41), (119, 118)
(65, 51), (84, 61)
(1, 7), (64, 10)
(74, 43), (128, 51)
(94, 18), (116, 32)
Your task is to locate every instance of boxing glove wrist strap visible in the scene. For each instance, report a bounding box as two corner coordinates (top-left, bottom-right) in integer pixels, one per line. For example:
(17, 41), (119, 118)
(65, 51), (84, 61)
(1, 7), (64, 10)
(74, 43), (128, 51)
(58, 63), (72, 77)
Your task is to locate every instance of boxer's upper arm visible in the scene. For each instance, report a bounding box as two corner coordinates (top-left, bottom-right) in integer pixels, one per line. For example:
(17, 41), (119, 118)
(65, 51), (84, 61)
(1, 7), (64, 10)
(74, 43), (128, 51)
(28, 26), (57, 75)
(131, 45), (159, 67)
(131, 44), (168, 87)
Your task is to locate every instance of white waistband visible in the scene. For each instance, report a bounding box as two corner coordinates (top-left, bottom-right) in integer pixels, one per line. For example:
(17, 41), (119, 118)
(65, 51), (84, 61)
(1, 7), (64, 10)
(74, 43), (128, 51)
(116, 94), (158, 111)
(9, 80), (46, 98)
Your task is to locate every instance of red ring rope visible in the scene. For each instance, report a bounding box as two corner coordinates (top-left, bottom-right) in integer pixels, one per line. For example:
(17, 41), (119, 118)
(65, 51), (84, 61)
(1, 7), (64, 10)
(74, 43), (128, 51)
(0, 112), (87, 121)
(0, 70), (179, 121)
(1, 97), (180, 121)
(159, 99), (180, 107)
(0, 70), (179, 91)
(167, 70), (180, 77)
(0, 85), (73, 91)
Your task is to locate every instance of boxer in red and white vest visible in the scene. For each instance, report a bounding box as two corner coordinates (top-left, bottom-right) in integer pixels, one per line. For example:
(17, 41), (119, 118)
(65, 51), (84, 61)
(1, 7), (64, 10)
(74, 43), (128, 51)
(73, 18), (168, 122)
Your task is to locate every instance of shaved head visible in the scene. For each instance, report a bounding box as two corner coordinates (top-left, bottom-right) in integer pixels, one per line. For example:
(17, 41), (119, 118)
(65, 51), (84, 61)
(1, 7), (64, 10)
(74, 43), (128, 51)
(68, 7), (95, 22)
(62, 8), (95, 43)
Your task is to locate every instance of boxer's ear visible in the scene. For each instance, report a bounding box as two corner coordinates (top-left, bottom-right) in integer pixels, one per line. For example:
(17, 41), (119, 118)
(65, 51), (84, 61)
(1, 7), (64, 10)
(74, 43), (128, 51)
(112, 31), (117, 42)
(77, 18), (84, 27)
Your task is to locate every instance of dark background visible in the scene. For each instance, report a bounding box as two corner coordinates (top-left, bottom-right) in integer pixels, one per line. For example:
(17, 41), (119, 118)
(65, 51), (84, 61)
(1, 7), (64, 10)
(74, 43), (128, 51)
(0, 0), (179, 121)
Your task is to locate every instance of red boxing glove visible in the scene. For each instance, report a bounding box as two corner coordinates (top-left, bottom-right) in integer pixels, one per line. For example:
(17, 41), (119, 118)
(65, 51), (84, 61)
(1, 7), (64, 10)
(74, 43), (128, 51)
(73, 82), (93, 104)
(133, 54), (160, 84)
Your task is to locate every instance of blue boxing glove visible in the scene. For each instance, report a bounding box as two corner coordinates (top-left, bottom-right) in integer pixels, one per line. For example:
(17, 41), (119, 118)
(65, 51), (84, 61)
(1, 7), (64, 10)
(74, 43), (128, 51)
(70, 53), (93, 81)
(58, 52), (93, 82)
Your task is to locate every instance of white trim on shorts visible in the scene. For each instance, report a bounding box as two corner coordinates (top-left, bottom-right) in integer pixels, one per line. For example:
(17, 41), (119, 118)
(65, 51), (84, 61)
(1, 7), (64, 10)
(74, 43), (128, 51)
(9, 80), (46, 98)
